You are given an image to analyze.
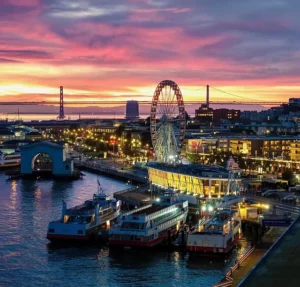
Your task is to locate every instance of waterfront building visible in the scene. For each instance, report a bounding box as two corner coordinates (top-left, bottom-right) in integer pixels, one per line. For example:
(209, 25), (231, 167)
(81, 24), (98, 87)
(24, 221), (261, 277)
(213, 108), (240, 125)
(125, 100), (139, 119)
(0, 129), (15, 144)
(195, 104), (214, 123)
(186, 135), (300, 160)
(195, 106), (240, 125)
(94, 125), (119, 135)
(290, 142), (300, 161)
(148, 162), (241, 197)
(25, 131), (43, 141)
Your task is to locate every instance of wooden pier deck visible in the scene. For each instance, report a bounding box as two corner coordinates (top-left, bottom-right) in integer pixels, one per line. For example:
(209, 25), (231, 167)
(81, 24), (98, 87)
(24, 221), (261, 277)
(75, 161), (148, 184)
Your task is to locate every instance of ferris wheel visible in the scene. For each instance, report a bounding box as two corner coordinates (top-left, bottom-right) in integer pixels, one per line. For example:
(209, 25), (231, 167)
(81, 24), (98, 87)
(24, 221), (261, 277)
(150, 80), (186, 163)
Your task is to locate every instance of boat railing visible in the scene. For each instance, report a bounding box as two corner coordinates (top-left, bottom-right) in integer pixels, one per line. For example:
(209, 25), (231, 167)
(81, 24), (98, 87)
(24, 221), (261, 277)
(198, 229), (224, 235)
(66, 207), (95, 216)
(156, 211), (186, 230)
(153, 209), (183, 226)
(67, 203), (86, 212)
(118, 228), (147, 234)
(121, 204), (152, 217)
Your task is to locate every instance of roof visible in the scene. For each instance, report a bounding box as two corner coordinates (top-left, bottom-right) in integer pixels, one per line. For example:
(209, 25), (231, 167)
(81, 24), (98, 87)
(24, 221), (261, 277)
(2, 139), (32, 145)
(0, 130), (14, 135)
(25, 131), (42, 135)
(20, 141), (64, 150)
(238, 215), (300, 287)
(147, 162), (234, 179)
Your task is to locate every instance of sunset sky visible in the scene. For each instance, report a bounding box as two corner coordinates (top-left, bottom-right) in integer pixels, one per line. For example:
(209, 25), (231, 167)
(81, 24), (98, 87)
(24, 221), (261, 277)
(1, 0), (300, 105)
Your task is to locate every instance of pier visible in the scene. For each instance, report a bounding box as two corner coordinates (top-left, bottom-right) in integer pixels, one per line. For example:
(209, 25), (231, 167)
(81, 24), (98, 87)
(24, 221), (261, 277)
(75, 160), (148, 184)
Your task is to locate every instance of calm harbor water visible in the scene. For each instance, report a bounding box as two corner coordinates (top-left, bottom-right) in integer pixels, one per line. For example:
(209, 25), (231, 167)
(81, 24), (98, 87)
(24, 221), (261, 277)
(0, 171), (249, 287)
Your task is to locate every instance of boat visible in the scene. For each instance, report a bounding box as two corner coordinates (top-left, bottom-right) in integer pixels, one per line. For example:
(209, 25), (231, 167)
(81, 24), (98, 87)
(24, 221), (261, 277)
(0, 151), (21, 168)
(47, 183), (121, 242)
(109, 190), (188, 248)
(186, 209), (242, 255)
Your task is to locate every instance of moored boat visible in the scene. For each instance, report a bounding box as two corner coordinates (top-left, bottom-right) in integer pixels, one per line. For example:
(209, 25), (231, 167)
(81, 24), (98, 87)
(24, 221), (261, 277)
(47, 185), (121, 242)
(186, 209), (242, 255)
(109, 190), (188, 248)
(0, 151), (21, 168)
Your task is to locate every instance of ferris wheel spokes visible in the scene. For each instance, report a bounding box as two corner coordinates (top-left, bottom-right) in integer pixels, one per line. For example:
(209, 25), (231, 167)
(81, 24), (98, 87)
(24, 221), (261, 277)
(150, 80), (186, 163)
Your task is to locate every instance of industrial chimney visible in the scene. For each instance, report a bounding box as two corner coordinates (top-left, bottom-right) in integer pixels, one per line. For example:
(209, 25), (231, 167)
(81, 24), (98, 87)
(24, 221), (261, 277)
(206, 85), (209, 107)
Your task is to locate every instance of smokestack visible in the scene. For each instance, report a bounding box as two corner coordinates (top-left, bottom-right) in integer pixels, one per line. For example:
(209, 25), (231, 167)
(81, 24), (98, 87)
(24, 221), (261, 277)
(206, 85), (209, 107)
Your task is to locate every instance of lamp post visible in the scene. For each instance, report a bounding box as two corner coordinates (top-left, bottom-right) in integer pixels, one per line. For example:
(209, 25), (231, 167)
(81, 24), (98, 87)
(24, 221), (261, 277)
(208, 175), (212, 199)
(218, 175), (222, 198)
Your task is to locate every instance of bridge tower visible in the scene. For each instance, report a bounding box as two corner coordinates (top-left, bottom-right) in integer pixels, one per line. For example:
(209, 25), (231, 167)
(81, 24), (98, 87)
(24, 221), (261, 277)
(58, 86), (65, 119)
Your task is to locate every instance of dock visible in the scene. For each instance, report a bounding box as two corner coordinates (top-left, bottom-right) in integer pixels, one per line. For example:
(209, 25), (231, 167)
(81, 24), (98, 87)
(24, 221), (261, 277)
(75, 161), (148, 184)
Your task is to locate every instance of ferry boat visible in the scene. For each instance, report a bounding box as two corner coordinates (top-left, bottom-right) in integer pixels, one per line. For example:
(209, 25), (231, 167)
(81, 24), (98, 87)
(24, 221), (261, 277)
(47, 184), (121, 242)
(0, 151), (21, 168)
(186, 209), (242, 255)
(109, 191), (188, 248)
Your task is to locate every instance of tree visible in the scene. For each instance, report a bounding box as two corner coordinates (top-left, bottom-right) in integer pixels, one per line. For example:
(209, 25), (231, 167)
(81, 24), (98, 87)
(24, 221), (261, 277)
(187, 153), (201, 163)
(282, 169), (294, 181)
(282, 169), (295, 185)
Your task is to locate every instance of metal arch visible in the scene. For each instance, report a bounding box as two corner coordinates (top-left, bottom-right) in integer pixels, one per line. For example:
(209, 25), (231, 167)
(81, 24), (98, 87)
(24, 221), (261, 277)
(150, 80), (186, 162)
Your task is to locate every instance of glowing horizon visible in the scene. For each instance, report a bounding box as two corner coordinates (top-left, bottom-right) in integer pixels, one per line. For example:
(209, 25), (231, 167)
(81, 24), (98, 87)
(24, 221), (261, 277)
(1, 0), (300, 105)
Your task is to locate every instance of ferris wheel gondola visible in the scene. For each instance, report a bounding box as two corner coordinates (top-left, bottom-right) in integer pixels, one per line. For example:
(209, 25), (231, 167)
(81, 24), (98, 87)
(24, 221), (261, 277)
(150, 80), (186, 163)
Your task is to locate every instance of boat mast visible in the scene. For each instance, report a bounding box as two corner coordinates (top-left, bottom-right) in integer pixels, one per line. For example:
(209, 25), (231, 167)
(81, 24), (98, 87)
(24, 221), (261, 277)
(97, 179), (103, 194)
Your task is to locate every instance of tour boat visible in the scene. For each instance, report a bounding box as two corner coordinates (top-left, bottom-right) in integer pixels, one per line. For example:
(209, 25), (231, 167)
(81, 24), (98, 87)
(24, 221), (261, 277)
(186, 209), (242, 255)
(109, 191), (188, 248)
(47, 184), (121, 242)
(0, 151), (21, 168)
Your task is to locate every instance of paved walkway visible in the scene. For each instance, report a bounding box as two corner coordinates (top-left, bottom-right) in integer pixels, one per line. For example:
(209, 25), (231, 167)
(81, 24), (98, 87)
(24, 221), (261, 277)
(232, 249), (266, 287)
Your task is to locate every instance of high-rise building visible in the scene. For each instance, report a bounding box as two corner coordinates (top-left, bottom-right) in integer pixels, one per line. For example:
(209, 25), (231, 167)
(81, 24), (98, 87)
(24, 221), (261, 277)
(125, 100), (139, 119)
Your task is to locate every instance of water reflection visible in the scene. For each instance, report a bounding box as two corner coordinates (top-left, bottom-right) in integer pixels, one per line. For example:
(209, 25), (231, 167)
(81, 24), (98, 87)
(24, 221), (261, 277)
(0, 171), (247, 287)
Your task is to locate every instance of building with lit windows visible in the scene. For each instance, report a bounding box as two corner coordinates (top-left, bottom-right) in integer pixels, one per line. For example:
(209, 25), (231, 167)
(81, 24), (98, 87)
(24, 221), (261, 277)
(195, 105), (214, 123)
(289, 142), (300, 161)
(0, 129), (15, 144)
(148, 162), (241, 197)
(213, 109), (240, 125)
(185, 135), (300, 160)
(195, 106), (240, 125)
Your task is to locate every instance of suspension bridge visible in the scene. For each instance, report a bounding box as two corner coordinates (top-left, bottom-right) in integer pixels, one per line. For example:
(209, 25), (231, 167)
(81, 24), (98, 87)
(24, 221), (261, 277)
(0, 85), (285, 120)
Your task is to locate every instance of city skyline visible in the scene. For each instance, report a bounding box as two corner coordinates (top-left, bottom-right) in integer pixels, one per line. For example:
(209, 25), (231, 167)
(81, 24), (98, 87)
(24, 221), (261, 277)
(1, 0), (300, 105)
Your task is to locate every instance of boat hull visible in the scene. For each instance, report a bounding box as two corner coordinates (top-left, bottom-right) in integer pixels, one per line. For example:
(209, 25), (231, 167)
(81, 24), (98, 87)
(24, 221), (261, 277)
(46, 233), (92, 242)
(109, 227), (179, 248)
(0, 163), (20, 169)
(186, 232), (242, 255)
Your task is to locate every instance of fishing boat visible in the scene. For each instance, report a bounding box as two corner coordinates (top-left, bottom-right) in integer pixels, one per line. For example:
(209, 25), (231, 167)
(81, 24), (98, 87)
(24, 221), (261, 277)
(47, 181), (121, 241)
(109, 190), (188, 248)
(186, 209), (242, 254)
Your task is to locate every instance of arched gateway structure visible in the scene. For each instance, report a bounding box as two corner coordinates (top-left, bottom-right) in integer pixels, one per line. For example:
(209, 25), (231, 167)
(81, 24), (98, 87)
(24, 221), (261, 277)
(20, 141), (73, 176)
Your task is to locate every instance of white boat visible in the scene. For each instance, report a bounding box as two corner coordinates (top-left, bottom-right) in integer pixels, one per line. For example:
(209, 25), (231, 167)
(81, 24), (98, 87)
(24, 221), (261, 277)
(0, 151), (21, 168)
(47, 185), (121, 242)
(109, 191), (188, 248)
(186, 209), (242, 255)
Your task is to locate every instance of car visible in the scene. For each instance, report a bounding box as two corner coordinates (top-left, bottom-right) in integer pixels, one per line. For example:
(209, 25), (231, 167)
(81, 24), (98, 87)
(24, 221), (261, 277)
(261, 190), (274, 197)
(244, 199), (256, 205)
(265, 192), (280, 199)
(282, 195), (298, 203)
